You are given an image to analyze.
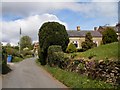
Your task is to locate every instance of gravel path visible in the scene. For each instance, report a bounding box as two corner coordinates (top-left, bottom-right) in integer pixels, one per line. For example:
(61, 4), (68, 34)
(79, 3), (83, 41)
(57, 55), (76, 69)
(2, 58), (67, 88)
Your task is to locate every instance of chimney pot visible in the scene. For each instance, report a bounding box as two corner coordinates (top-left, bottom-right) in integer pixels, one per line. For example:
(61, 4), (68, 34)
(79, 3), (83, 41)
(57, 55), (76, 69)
(94, 27), (97, 31)
(77, 26), (80, 31)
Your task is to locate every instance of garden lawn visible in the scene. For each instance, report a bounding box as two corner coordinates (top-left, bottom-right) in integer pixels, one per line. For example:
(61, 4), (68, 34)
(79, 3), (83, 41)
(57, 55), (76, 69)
(75, 42), (120, 60)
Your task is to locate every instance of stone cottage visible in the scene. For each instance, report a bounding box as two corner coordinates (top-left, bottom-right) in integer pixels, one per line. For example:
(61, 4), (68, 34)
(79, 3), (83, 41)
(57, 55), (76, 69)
(67, 26), (102, 48)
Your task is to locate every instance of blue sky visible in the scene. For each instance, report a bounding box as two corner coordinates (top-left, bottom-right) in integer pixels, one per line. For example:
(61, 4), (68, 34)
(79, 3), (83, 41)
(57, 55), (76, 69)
(2, 2), (118, 30)
(1, 0), (119, 45)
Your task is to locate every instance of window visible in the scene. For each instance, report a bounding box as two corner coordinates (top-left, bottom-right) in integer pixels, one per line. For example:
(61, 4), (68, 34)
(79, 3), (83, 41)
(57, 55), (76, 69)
(73, 41), (78, 48)
(93, 41), (98, 46)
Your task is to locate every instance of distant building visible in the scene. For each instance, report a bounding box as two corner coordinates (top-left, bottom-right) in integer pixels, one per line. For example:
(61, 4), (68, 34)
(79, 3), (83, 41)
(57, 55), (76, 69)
(33, 42), (39, 50)
(33, 42), (39, 57)
(116, 23), (120, 40)
(97, 24), (120, 41)
(97, 26), (117, 34)
(67, 26), (102, 48)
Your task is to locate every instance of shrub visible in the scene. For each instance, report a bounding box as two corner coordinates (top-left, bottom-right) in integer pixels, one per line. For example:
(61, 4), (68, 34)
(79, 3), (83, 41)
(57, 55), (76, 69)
(81, 32), (96, 51)
(47, 45), (62, 66)
(6, 47), (22, 58)
(38, 22), (69, 65)
(22, 50), (33, 57)
(47, 45), (66, 68)
(102, 27), (118, 44)
(47, 45), (62, 52)
(66, 43), (77, 53)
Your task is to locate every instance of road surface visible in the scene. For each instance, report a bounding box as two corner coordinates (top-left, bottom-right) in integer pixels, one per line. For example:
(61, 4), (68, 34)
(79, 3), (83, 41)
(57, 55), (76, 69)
(2, 58), (67, 88)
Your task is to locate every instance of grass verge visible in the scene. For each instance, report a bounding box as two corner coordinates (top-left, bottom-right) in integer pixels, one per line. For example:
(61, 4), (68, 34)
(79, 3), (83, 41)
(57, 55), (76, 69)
(12, 56), (23, 62)
(36, 59), (115, 89)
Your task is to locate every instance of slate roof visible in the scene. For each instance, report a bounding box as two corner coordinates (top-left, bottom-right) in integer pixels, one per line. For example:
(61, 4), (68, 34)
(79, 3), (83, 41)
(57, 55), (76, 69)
(67, 30), (102, 37)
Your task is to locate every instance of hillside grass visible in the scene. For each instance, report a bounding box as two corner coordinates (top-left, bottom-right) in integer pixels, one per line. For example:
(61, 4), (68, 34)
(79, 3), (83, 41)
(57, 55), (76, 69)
(75, 42), (120, 60)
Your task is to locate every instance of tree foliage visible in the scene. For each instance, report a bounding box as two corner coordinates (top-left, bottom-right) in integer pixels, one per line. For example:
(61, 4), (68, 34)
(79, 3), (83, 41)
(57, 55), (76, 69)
(81, 32), (96, 51)
(20, 35), (32, 50)
(66, 43), (77, 53)
(38, 22), (69, 65)
(6, 43), (11, 47)
(102, 27), (118, 44)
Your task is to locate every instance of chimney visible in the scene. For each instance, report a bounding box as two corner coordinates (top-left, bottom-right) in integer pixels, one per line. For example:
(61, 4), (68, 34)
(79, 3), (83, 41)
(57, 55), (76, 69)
(77, 26), (80, 31)
(94, 27), (97, 31)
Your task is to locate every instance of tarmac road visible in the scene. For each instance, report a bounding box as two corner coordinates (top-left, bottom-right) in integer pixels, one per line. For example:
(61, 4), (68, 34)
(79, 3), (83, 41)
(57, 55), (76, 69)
(2, 58), (67, 88)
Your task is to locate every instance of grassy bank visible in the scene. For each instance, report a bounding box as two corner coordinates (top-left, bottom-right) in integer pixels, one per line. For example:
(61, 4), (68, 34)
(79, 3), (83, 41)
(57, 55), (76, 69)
(36, 60), (115, 89)
(12, 56), (23, 62)
(75, 42), (119, 60)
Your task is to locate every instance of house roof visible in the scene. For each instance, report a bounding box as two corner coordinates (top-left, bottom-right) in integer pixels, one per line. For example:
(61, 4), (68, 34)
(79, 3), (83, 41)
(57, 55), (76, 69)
(67, 30), (102, 37)
(98, 26), (118, 33)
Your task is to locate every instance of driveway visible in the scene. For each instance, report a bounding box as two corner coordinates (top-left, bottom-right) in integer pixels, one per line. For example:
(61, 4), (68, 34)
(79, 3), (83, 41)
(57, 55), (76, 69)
(2, 58), (67, 88)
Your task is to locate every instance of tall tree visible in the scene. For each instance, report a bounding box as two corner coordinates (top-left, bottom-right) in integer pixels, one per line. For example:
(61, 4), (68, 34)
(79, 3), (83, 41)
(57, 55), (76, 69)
(38, 22), (69, 65)
(81, 32), (96, 51)
(20, 35), (32, 50)
(6, 43), (11, 47)
(102, 27), (118, 44)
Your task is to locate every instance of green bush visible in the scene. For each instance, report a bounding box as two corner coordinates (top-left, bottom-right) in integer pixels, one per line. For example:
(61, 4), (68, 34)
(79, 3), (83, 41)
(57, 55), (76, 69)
(47, 45), (62, 52)
(22, 50), (33, 57)
(102, 27), (118, 44)
(47, 45), (62, 66)
(6, 47), (22, 58)
(81, 32), (97, 51)
(47, 45), (66, 68)
(66, 43), (77, 53)
(38, 22), (69, 65)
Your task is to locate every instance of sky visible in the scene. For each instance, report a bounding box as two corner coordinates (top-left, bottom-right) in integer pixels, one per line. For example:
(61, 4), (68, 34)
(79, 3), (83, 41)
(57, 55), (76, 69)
(0, 0), (119, 46)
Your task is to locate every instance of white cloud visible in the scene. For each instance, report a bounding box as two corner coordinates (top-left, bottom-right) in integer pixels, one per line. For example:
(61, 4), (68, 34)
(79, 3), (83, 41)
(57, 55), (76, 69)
(1, 1), (118, 45)
(1, 14), (68, 45)
(2, 2), (118, 18)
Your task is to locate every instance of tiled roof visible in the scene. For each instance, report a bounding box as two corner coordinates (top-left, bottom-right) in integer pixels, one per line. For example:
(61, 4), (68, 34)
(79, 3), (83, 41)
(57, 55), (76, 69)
(67, 30), (102, 37)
